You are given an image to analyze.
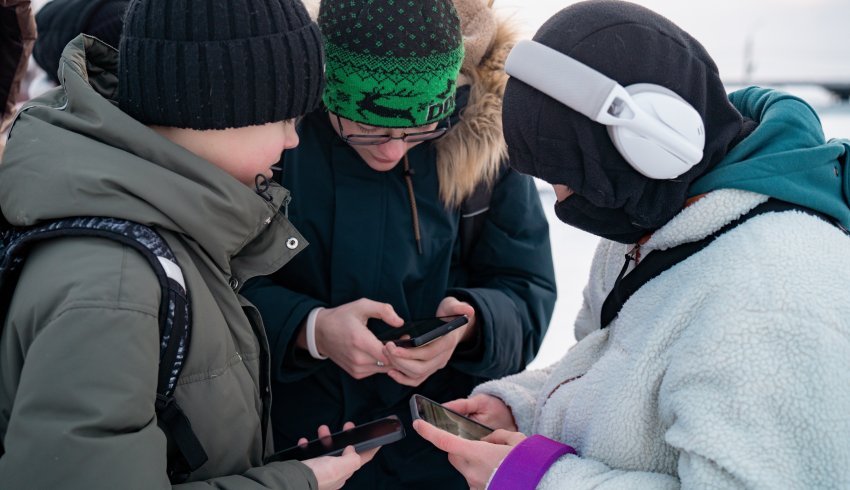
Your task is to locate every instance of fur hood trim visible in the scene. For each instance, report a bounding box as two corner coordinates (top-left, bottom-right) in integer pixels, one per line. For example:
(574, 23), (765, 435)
(436, 12), (518, 207)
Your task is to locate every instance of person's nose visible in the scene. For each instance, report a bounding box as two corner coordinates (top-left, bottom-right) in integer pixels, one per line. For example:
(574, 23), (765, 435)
(282, 122), (300, 150)
(376, 139), (407, 161)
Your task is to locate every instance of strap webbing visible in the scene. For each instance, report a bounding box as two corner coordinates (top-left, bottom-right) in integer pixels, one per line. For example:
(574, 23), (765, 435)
(0, 217), (207, 481)
(600, 200), (839, 329)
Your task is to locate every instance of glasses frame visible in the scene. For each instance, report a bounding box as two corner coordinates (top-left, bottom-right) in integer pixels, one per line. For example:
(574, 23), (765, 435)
(334, 114), (451, 146)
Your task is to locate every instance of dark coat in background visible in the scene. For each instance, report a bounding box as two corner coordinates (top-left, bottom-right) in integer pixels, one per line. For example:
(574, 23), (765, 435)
(32, 0), (128, 84)
(0, 0), (35, 142)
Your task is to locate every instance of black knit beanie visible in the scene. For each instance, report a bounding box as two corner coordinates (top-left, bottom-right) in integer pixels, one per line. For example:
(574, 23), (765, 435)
(118, 0), (325, 130)
(503, 0), (744, 243)
(34, 0), (130, 84)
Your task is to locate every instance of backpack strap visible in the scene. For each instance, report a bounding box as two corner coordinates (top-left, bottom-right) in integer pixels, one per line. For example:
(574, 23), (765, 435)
(599, 199), (842, 329)
(0, 217), (207, 482)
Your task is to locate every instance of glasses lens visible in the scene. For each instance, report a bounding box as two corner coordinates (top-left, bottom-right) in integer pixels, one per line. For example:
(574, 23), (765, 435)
(346, 135), (392, 146)
(403, 128), (448, 143)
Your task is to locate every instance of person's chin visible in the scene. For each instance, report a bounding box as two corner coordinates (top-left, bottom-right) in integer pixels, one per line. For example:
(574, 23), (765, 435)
(248, 166), (273, 186)
(366, 157), (401, 172)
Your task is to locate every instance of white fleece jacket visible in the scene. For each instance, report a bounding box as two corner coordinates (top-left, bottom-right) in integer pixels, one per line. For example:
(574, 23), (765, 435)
(475, 189), (850, 489)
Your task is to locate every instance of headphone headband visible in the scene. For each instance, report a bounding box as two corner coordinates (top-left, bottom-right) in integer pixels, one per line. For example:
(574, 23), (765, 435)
(505, 40), (705, 179)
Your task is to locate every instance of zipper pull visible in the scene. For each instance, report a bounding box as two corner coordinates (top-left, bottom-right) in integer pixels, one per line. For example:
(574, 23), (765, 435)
(614, 245), (639, 289)
(616, 244), (640, 282)
(282, 195), (292, 218)
(626, 244), (639, 263)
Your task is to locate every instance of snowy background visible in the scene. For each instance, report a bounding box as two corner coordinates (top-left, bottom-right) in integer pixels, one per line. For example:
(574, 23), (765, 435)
(500, 0), (850, 369)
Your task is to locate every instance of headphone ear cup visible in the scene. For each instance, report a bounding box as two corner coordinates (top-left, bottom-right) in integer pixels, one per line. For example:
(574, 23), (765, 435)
(607, 83), (705, 179)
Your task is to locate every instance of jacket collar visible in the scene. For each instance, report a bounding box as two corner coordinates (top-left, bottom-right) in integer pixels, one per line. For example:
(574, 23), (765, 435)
(0, 35), (304, 278)
(641, 189), (769, 254)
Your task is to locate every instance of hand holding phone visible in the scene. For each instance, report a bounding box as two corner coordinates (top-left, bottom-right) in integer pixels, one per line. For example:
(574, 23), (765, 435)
(297, 422), (383, 490)
(378, 315), (469, 348)
(381, 315), (471, 387)
(265, 415), (405, 462)
(301, 447), (366, 490)
(309, 299), (403, 380)
(412, 415), (522, 490)
(442, 394), (518, 432)
(410, 394), (494, 441)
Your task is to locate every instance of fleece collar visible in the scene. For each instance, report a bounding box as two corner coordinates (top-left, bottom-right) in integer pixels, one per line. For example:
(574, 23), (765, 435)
(642, 189), (769, 253)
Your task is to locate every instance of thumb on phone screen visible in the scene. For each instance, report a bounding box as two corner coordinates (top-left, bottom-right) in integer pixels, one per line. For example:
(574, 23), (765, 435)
(356, 298), (404, 327)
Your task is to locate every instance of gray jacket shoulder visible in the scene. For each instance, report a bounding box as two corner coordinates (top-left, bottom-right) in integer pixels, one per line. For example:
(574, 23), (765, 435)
(7, 236), (162, 340)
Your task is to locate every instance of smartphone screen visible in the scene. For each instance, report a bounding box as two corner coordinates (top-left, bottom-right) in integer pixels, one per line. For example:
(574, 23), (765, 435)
(378, 317), (448, 340)
(410, 394), (494, 441)
(265, 415), (405, 462)
(377, 316), (468, 348)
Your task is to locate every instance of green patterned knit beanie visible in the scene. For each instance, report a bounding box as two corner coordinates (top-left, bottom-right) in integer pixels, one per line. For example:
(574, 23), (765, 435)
(318, 0), (464, 128)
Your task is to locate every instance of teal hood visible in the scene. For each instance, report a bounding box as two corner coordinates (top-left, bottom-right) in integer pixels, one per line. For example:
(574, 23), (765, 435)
(690, 86), (850, 228)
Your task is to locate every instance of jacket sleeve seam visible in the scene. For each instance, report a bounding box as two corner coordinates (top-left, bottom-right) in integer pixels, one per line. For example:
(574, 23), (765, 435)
(43, 301), (159, 328)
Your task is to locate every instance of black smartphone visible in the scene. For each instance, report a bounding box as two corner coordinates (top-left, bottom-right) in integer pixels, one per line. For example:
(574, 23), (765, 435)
(377, 315), (469, 348)
(410, 394), (494, 441)
(264, 415), (405, 462)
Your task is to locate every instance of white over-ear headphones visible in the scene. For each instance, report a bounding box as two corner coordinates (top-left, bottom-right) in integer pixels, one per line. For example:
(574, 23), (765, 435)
(505, 40), (705, 180)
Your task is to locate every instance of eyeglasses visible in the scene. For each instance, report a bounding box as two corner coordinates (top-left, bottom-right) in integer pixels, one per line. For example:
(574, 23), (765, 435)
(335, 114), (451, 146)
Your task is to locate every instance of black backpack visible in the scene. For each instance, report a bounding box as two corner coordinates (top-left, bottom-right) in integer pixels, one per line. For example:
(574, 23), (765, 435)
(600, 199), (849, 329)
(0, 216), (207, 483)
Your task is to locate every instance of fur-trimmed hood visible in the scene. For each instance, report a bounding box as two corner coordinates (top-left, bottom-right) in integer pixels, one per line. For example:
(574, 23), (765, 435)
(301, 0), (517, 207)
(436, 0), (517, 207)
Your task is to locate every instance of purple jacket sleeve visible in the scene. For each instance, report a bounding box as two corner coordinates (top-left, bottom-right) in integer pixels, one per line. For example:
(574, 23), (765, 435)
(488, 435), (576, 490)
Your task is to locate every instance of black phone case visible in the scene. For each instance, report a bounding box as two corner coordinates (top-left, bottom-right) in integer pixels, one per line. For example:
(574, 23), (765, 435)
(387, 315), (469, 348)
(264, 415), (405, 462)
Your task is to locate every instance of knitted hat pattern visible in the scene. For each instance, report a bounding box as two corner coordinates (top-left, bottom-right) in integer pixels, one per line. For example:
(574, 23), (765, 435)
(118, 0), (324, 130)
(319, 0), (464, 128)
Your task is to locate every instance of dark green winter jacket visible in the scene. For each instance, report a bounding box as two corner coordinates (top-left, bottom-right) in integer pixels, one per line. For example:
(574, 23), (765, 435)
(243, 97), (556, 481)
(248, 106), (556, 379)
(0, 36), (316, 489)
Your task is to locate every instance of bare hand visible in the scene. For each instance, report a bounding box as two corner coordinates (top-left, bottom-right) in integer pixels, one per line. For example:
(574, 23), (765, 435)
(314, 298), (404, 379)
(443, 394), (518, 432)
(435, 296), (477, 343)
(301, 422), (381, 490)
(382, 297), (477, 387)
(413, 419), (524, 490)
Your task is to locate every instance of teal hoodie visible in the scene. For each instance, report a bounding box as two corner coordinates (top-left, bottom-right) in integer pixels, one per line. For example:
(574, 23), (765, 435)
(691, 86), (850, 228)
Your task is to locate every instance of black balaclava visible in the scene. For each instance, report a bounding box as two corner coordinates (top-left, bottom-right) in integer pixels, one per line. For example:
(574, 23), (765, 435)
(503, 0), (744, 243)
